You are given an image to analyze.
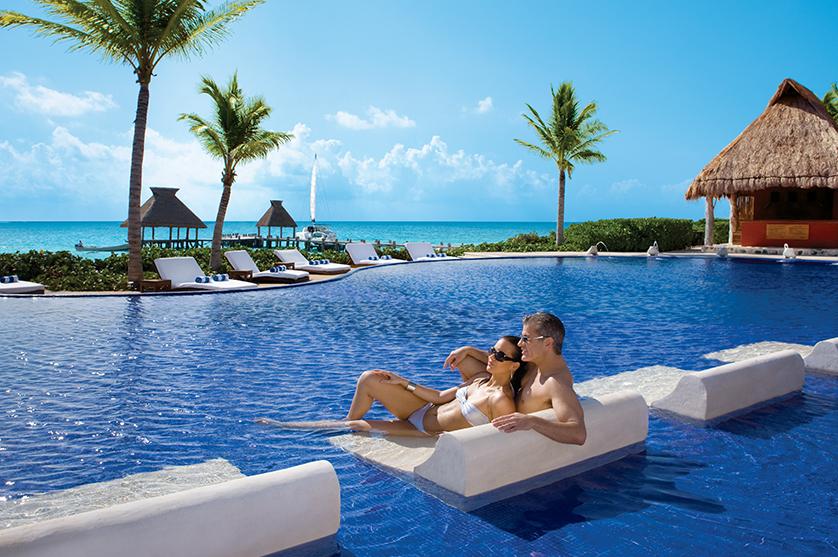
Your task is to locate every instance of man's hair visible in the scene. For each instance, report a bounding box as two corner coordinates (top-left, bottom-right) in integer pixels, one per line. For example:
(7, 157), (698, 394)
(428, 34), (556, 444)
(523, 312), (565, 354)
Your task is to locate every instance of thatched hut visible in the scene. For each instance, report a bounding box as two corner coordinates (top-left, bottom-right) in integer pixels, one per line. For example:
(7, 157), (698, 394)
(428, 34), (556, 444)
(256, 200), (297, 239)
(686, 78), (838, 248)
(121, 187), (206, 246)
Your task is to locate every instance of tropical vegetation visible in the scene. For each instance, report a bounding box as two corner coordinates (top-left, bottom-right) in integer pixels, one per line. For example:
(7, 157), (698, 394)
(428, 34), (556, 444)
(0, 0), (264, 287)
(824, 83), (838, 126)
(180, 74), (292, 271)
(515, 82), (617, 246)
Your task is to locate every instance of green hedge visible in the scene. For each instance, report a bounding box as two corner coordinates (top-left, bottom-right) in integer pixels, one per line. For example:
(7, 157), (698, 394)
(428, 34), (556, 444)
(449, 217), (702, 255)
(691, 218), (730, 245)
(0, 245), (409, 292)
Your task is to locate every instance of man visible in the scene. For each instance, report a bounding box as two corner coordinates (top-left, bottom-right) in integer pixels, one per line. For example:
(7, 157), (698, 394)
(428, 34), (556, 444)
(443, 312), (586, 444)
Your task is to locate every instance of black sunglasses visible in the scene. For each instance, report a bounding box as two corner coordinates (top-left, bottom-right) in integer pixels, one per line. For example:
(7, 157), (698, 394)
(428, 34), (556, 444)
(489, 346), (519, 363)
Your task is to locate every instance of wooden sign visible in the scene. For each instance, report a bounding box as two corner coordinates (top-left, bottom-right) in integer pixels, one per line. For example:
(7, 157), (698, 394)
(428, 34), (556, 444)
(765, 223), (809, 240)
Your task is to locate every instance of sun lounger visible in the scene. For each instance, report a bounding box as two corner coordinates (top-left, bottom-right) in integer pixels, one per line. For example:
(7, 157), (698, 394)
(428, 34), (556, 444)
(273, 249), (350, 275)
(224, 250), (309, 284)
(0, 275), (45, 295)
(403, 242), (459, 262)
(154, 257), (258, 292)
(344, 242), (406, 266)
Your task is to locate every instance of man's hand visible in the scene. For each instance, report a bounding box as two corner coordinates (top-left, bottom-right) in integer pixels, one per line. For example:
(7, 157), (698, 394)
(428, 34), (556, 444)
(491, 412), (534, 433)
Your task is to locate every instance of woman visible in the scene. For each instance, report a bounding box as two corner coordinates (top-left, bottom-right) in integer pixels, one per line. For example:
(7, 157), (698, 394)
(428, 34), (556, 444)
(259, 336), (524, 436)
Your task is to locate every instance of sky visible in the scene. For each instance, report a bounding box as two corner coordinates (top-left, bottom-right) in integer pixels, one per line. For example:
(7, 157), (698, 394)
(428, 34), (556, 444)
(0, 0), (836, 222)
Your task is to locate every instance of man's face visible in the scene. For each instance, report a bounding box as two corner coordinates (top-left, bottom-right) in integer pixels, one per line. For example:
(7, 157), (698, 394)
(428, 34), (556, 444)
(519, 323), (550, 363)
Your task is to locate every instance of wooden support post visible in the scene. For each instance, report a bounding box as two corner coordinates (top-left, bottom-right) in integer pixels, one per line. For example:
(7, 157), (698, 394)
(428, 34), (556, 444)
(704, 196), (715, 246)
(728, 194), (739, 245)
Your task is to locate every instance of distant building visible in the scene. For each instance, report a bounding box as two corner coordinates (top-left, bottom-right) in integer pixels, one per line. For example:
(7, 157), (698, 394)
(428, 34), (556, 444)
(686, 79), (838, 248)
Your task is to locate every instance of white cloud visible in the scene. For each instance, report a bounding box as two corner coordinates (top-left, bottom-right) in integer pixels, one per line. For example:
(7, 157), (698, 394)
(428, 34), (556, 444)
(336, 135), (549, 195)
(610, 178), (641, 194)
(0, 72), (117, 117)
(328, 106), (416, 130)
(476, 96), (493, 114)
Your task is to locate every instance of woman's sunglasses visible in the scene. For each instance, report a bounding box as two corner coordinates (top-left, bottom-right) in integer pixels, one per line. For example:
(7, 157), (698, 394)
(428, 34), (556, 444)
(489, 346), (519, 363)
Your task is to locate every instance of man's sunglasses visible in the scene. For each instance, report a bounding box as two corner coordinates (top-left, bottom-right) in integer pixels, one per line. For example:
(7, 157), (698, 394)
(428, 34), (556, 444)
(489, 346), (519, 363)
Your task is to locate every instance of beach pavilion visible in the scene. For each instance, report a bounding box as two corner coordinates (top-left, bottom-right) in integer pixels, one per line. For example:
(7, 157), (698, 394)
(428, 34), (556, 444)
(256, 199), (297, 243)
(121, 187), (207, 248)
(686, 78), (838, 248)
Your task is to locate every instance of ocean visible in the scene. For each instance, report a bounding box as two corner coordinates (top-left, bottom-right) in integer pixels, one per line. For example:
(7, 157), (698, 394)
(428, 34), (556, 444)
(0, 221), (557, 257)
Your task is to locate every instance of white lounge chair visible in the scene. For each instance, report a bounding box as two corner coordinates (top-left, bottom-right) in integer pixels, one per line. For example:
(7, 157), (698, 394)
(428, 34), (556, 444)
(0, 275), (44, 295)
(273, 249), (351, 275)
(403, 242), (459, 262)
(154, 257), (258, 292)
(224, 250), (309, 284)
(344, 242), (406, 266)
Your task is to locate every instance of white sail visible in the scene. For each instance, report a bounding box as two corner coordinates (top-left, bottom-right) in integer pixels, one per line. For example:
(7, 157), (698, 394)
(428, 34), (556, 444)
(309, 154), (318, 224)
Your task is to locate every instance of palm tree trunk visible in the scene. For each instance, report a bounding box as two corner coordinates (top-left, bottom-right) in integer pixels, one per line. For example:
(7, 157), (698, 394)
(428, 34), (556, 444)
(210, 171), (234, 272)
(127, 82), (150, 287)
(556, 169), (566, 246)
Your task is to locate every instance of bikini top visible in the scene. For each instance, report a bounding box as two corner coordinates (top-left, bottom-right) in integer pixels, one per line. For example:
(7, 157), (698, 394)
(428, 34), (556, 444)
(455, 385), (490, 427)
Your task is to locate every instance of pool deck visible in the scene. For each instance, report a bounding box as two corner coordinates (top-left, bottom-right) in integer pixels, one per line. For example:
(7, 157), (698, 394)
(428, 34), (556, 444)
(3, 250), (837, 298)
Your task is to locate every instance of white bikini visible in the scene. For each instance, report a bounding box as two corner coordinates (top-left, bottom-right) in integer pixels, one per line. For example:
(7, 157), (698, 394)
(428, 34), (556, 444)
(407, 384), (490, 433)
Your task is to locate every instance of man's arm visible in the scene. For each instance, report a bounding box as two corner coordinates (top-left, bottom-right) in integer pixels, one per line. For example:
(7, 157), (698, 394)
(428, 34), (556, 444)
(491, 379), (587, 445)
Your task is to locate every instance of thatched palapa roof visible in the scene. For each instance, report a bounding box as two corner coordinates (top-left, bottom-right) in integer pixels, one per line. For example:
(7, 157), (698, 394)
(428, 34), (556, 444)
(120, 187), (206, 228)
(257, 200), (297, 228)
(685, 78), (838, 200)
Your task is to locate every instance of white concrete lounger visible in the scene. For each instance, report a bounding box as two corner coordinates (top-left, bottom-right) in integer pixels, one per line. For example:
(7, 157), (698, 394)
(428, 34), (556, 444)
(344, 242), (406, 266)
(803, 337), (838, 376)
(404, 241), (459, 262)
(0, 277), (44, 295)
(154, 257), (258, 292)
(224, 250), (309, 283)
(652, 350), (805, 422)
(413, 391), (647, 509)
(0, 460), (340, 557)
(273, 249), (351, 275)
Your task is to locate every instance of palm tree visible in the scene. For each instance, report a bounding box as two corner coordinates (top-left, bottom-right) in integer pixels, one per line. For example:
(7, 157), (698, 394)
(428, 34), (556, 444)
(180, 74), (292, 271)
(824, 83), (838, 126)
(515, 83), (617, 246)
(0, 0), (263, 286)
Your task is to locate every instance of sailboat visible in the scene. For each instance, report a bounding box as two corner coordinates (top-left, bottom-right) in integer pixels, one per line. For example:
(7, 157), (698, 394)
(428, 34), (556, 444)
(295, 154), (337, 244)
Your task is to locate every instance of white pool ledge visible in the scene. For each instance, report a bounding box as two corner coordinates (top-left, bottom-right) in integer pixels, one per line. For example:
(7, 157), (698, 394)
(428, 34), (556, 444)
(803, 337), (838, 376)
(652, 350), (805, 422)
(414, 391), (648, 508)
(0, 460), (340, 557)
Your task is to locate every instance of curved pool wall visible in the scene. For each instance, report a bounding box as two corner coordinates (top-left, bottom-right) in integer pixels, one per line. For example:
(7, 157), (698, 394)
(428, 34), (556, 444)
(1, 257), (836, 555)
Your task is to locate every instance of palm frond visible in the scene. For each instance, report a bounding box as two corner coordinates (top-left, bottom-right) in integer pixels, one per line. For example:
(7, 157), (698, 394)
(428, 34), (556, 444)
(513, 139), (552, 159)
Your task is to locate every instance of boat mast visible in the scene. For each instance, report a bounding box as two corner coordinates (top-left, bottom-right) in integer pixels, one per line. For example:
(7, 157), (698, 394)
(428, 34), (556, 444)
(310, 154), (318, 225)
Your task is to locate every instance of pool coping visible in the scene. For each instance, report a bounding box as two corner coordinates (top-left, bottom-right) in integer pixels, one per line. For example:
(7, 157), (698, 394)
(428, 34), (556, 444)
(2, 251), (836, 299)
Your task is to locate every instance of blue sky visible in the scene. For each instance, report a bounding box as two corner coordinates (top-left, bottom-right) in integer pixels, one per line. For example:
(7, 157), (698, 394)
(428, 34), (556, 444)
(0, 0), (835, 222)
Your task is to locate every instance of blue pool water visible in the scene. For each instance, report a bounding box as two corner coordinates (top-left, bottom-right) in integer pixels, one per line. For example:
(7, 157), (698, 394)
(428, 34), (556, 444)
(1, 257), (836, 555)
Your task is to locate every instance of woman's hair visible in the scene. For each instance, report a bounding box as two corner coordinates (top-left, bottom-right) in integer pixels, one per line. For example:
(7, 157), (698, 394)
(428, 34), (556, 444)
(498, 335), (529, 395)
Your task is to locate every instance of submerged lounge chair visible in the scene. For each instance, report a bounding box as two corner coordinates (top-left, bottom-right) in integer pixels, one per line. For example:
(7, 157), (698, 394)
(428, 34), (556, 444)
(154, 257), (258, 292)
(403, 242), (459, 262)
(0, 275), (45, 295)
(344, 242), (406, 266)
(273, 249), (350, 275)
(224, 250), (309, 284)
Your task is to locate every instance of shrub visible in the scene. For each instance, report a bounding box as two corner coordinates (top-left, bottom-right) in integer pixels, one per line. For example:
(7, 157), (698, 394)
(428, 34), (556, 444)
(691, 219), (730, 245)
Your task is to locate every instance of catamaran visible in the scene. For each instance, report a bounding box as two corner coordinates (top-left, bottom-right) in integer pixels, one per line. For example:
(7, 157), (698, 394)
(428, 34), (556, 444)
(296, 154), (337, 243)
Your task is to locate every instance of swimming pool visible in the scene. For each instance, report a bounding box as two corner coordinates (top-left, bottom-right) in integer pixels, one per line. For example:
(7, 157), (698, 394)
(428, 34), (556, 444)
(1, 257), (836, 555)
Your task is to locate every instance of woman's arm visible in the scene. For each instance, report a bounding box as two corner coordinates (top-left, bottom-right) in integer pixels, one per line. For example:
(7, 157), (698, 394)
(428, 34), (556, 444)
(444, 346), (490, 381)
(488, 392), (516, 420)
(377, 371), (458, 404)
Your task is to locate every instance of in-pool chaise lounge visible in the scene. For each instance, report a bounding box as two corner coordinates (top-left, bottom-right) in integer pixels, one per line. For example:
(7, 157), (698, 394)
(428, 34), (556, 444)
(344, 242), (406, 266)
(273, 249), (351, 275)
(403, 242), (459, 262)
(224, 250), (309, 284)
(154, 257), (258, 292)
(0, 275), (45, 295)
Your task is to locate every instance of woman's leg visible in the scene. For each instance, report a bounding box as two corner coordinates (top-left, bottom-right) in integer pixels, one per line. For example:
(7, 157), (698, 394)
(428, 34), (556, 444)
(347, 419), (433, 437)
(346, 370), (428, 420)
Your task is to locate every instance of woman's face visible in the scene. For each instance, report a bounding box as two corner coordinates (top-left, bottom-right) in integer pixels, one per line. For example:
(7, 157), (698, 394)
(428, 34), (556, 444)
(486, 339), (520, 373)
